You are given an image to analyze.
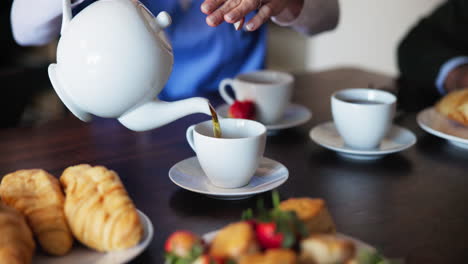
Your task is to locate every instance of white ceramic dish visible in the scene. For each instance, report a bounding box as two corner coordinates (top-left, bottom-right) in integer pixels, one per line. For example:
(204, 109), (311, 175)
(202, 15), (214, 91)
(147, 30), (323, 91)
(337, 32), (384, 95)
(417, 107), (468, 149)
(169, 157), (289, 200)
(216, 103), (312, 131)
(310, 122), (417, 160)
(33, 210), (153, 264)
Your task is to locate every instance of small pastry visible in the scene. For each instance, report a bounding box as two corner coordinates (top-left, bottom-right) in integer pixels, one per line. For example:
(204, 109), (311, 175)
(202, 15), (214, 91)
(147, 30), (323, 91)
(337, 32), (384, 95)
(0, 169), (73, 256)
(60, 164), (143, 252)
(0, 203), (35, 264)
(209, 221), (259, 260)
(436, 89), (468, 126)
(264, 249), (297, 264)
(279, 198), (336, 235)
(299, 234), (356, 264)
(238, 249), (297, 264)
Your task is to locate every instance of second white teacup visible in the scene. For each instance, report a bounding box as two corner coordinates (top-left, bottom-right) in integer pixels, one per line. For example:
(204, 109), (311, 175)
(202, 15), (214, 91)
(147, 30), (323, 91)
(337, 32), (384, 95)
(219, 70), (294, 124)
(186, 119), (267, 188)
(331, 88), (396, 150)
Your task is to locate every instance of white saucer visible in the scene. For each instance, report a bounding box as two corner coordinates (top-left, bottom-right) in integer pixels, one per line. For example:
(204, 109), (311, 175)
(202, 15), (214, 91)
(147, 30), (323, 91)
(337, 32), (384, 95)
(216, 103), (312, 131)
(169, 157), (289, 200)
(33, 210), (153, 264)
(310, 122), (417, 160)
(417, 107), (468, 149)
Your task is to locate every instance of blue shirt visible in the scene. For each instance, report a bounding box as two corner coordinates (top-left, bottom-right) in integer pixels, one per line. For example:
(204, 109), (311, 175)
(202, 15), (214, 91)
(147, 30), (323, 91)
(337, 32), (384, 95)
(75, 0), (266, 101)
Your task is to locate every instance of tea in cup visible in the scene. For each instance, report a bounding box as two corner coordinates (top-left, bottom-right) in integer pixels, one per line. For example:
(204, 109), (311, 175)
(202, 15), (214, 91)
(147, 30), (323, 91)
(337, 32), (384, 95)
(219, 70), (294, 124)
(331, 88), (396, 150)
(186, 119), (267, 188)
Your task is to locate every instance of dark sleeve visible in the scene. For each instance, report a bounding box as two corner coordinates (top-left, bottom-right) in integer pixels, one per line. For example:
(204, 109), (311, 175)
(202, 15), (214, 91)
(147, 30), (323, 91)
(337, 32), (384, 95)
(397, 0), (468, 111)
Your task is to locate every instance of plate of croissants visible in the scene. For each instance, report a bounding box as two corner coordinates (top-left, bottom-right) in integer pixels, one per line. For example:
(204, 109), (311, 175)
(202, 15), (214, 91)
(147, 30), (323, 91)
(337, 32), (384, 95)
(418, 89), (468, 149)
(0, 164), (153, 264)
(163, 193), (399, 264)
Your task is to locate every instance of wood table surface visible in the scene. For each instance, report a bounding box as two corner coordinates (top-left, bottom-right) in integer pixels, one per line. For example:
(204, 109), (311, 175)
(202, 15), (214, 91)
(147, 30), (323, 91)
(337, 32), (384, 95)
(0, 67), (467, 264)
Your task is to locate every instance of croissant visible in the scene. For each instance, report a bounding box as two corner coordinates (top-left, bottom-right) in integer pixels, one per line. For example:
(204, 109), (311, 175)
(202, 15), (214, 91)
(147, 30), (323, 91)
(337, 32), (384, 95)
(436, 89), (468, 126)
(0, 203), (35, 264)
(0, 169), (73, 256)
(60, 164), (143, 251)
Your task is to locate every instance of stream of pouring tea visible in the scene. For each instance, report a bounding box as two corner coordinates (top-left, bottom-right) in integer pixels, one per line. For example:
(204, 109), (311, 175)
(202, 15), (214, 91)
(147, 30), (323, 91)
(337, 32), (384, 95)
(209, 103), (222, 138)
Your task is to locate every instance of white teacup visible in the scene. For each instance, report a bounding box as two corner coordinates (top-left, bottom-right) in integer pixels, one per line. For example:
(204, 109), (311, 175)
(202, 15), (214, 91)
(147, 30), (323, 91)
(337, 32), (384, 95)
(219, 70), (294, 124)
(186, 119), (267, 188)
(331, 88), (396, 150)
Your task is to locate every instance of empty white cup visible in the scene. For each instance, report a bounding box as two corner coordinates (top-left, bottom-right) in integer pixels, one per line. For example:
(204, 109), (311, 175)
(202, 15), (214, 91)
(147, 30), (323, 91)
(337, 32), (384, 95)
(331, 88), (396, 150)
(186, 119), (267, 188)
(219, 70), (294, 124)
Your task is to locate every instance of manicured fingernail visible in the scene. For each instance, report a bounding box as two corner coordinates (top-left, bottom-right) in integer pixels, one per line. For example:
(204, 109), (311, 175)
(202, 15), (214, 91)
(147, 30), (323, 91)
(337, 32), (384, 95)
(246, 22), (254, 31)
(201, 3), (212, 13)
(226, 14), (235, 21)
(207, 16), (216, 25)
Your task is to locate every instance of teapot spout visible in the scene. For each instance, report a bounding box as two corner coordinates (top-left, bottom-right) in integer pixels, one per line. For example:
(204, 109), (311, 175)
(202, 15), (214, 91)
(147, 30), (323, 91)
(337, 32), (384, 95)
(118, 97), (212, 131)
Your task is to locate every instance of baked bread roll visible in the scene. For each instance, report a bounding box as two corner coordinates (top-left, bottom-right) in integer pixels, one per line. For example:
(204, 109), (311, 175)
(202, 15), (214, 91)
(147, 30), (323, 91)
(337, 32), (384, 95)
(209, 221), (259, 260)
(299, 234), (356, 264)
(279, 198), (335, 235)
(0, 169), (73, 256)
(60, 164), (143, 252)
(436, 89), (468, 126)
(0, 203), (35, 264)
(239, 249), (297, 264)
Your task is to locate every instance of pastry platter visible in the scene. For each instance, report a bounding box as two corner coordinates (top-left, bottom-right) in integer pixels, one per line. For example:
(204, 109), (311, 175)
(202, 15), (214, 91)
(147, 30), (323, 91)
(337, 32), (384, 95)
(33, 210), (153, 264)
(417, 107), (468, 149)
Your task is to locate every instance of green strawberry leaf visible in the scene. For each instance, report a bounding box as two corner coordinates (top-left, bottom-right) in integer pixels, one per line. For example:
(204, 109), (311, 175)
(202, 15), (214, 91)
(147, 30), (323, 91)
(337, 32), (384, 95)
(241, 208), (254, 220)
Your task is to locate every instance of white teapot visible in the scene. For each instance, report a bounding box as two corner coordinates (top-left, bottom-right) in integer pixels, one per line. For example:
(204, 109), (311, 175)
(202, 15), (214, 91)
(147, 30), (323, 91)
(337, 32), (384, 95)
(48, 0), (211, 131)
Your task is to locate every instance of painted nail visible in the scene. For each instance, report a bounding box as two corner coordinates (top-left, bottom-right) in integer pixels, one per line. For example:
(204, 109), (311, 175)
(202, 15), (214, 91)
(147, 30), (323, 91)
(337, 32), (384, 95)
(246, 22), (254, 31)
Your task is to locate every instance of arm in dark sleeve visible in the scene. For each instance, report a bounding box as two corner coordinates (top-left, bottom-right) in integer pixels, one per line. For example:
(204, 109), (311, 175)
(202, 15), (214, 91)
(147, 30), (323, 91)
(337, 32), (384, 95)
(397, 0), (468, 110)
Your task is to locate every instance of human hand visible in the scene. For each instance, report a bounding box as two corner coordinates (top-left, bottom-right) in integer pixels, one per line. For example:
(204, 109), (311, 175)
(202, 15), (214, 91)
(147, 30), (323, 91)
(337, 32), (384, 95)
(445, 64), (468, 93)
(201, 0), (303, 31)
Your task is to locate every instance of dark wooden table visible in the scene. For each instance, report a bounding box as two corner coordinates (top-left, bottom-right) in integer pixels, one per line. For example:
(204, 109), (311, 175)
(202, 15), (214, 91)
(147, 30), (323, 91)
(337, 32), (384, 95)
(1, 67), (467, 264)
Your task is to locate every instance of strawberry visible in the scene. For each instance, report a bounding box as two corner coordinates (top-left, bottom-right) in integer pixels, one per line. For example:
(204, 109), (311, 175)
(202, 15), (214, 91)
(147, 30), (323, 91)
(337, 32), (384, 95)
(164, 230), (202, 258)
(256, 222), (284, 249)
(228, 100), (256, 120)
(241, 191), (308, 250)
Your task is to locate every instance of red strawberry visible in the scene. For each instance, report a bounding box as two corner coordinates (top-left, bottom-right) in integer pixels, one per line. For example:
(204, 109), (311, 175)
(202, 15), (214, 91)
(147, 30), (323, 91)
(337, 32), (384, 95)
(164, 230), (201, 257)
(228, 100), (256, 120)
(255, 222), (284, 249)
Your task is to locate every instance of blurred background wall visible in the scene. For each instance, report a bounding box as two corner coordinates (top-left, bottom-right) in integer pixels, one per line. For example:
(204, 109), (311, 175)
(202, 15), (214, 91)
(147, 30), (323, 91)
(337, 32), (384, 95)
(267, 0), (445, 76)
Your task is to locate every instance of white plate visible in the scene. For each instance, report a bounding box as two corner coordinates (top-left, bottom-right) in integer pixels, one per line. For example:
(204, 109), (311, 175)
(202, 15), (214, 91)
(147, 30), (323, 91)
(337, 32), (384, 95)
(33, 210), (153, 264)
(169, 157), (289, 200)
(202, 230), (375, 252)
(417, 107), (468, 149)
(216, 103), (312, 131)
(310, 122), (417, 160)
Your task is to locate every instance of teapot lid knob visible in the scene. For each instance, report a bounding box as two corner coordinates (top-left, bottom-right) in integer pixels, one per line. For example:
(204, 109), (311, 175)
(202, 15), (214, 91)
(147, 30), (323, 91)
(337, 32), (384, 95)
(156, 12), (172, 29)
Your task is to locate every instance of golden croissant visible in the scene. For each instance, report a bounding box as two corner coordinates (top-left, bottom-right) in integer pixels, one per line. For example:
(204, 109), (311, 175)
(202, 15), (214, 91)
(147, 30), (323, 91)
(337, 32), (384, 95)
(0, 169), (73, 256)
(0, 203), (35, 264)
(436, 89), (468, 126)
(60, 164), (143, 252)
